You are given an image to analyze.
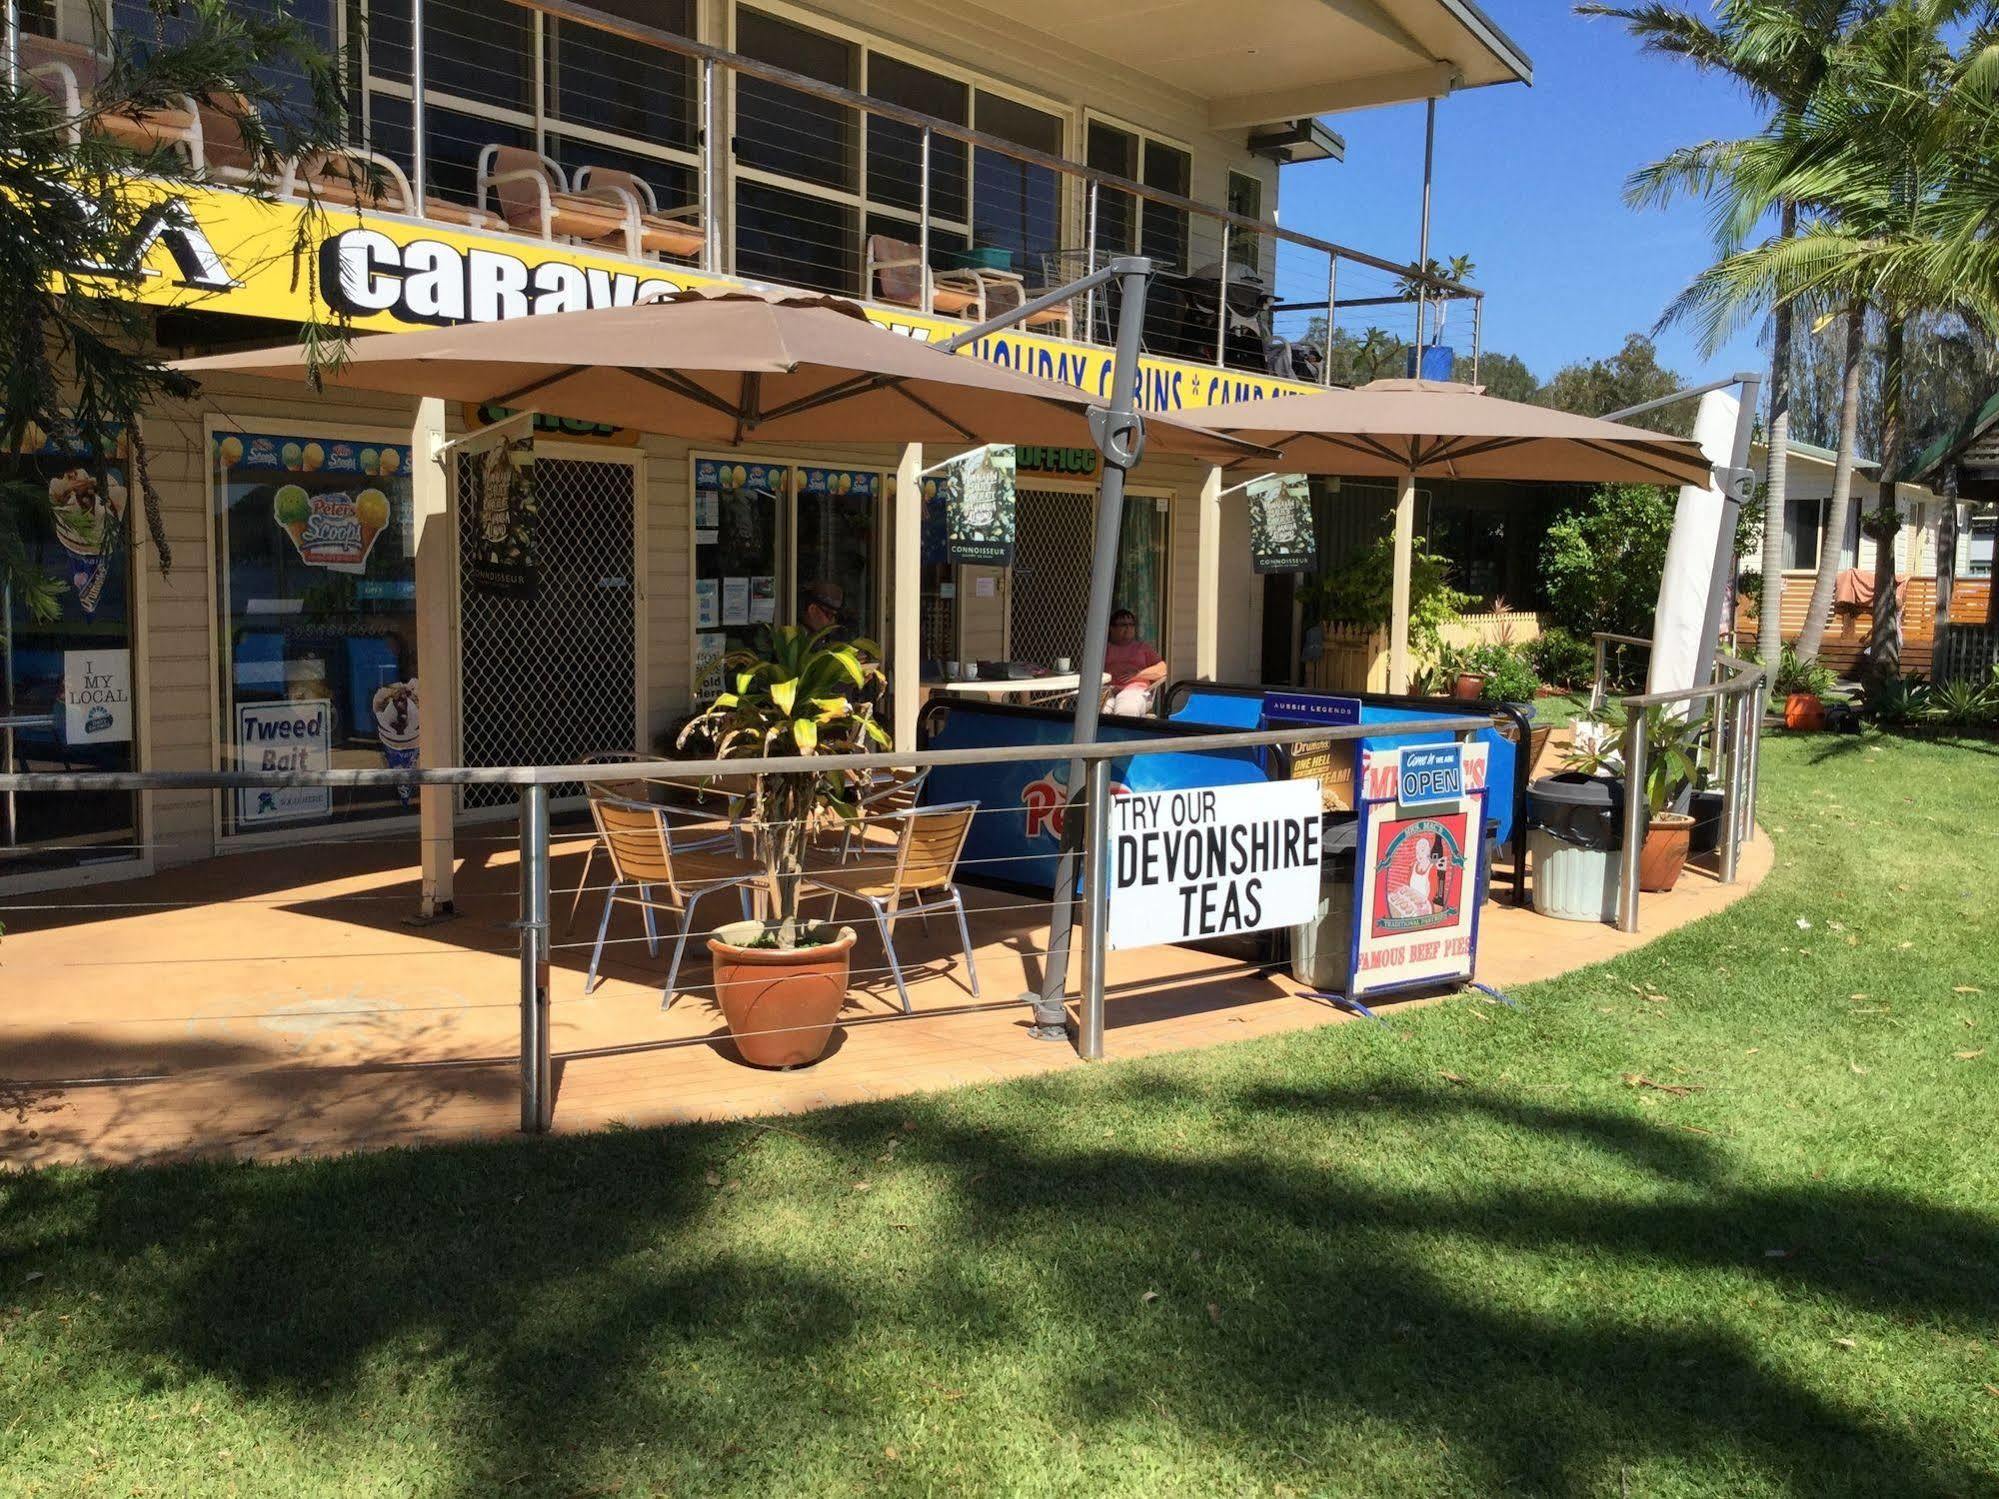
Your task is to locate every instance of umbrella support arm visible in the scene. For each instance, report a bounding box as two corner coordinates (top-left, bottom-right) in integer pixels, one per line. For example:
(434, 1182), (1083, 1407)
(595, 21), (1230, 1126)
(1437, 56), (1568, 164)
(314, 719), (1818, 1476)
(937, 258), (1146, 355)
(1026, 258), (1155, 1047)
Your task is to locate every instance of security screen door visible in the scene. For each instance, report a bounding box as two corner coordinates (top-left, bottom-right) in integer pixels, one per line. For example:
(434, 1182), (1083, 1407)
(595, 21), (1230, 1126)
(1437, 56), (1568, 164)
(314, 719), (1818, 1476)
(457, 453), (637, 808)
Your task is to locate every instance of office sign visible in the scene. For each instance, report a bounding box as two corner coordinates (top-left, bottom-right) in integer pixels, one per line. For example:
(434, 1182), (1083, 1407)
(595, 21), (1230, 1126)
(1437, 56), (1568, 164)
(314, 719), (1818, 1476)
(1351, 742), (1489, 998)
(235, 699), (333, 827)
(1108, 779), (1322, 950)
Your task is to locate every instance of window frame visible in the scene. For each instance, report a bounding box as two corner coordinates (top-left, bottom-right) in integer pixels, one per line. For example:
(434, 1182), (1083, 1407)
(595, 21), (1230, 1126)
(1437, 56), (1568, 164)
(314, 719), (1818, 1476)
(1082, 110), (1194, 273)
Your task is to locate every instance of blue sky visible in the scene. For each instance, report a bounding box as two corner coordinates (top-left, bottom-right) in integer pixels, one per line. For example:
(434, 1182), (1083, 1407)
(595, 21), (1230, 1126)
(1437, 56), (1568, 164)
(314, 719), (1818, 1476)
(1279, 6), (1771, 387)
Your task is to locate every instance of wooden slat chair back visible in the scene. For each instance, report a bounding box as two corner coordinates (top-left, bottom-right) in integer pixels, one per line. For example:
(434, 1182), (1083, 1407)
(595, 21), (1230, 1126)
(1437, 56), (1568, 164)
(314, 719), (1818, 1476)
(582, 794), (758, 1008)
(803, 801), (982, 1012)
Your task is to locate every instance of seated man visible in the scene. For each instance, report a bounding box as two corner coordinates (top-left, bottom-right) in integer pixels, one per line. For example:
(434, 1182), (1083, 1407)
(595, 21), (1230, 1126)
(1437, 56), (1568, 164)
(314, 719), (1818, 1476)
(1103, 607), (1166, 716)
(802, 580), (848, 641)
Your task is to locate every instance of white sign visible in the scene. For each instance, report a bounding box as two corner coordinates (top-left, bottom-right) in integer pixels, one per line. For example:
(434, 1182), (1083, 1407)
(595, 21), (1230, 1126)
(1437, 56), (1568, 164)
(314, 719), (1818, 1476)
(63, 649), (132, 744)
(1108, 779), (1323, 949)
(235, 698), (333, 827)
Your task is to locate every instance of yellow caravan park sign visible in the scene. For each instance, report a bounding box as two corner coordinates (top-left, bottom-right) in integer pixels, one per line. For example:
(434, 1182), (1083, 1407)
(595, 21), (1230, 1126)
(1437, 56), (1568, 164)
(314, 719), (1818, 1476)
(85, 184), (1317, 414)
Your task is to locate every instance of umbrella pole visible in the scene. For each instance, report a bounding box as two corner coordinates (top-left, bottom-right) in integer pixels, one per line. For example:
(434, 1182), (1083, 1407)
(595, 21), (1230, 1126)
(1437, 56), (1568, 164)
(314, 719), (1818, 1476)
(1030, 256), (1154, 1046)
(1388, 464), (1416, 693)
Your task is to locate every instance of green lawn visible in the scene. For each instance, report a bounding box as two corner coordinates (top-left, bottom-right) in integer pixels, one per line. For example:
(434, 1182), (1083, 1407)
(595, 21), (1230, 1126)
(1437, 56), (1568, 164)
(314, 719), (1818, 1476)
(4, 731), (1997, 1497)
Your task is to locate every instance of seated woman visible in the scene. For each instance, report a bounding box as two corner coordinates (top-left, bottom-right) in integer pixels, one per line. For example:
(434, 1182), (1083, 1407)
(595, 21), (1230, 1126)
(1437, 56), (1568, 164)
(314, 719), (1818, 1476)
(1103, 607), (1167, 716)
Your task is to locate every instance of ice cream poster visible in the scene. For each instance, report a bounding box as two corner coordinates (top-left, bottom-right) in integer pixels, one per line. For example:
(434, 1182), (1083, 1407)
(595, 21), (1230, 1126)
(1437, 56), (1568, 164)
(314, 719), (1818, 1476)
(465, 429), (539, 598)
(372, 679), (420, 805)
(217, 431), (406, 575)
(1350, 741), (1489, 999)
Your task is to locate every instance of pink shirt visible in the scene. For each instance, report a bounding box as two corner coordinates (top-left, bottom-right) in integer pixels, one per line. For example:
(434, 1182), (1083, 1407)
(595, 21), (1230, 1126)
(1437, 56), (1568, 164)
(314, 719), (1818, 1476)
(1104, 637), (1162, 688)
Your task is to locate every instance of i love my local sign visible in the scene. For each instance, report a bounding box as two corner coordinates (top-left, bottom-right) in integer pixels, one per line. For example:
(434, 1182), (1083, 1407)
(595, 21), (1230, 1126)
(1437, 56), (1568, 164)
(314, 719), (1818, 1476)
(1108, 780), (1323, 950)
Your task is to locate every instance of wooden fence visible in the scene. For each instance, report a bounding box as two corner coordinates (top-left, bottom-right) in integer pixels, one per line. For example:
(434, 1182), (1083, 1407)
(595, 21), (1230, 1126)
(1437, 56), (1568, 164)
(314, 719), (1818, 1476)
(1300, 611), (1546, 693)
(1740, 577), (1995, 678)
(1935, 625), (1999, 685)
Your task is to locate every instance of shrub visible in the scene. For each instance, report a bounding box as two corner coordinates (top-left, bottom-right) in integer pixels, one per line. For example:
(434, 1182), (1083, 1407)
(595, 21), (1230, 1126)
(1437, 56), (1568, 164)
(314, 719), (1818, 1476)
(1538, 484), (1677, 639)
(1863, 672), (1932, 725)
(1773, 645), (1836, 699)
(1299, 532), (1471, 665)
(1441, 642), (1540, 703)
(1930, 679), (1998, 728)
(1526, 627), (1596, 690)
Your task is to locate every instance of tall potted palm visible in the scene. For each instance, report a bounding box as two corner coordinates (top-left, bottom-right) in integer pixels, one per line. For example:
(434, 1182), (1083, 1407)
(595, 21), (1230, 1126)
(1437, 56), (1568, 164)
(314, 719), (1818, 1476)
(677, 624), (891, 1067)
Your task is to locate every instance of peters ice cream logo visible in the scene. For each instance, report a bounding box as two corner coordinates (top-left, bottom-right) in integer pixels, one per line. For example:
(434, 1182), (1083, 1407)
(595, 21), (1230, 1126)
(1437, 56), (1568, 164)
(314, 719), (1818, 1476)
(274, 483), (391, 573)
(1021, 765), (1127, 841)
(215, 432), (405, 574)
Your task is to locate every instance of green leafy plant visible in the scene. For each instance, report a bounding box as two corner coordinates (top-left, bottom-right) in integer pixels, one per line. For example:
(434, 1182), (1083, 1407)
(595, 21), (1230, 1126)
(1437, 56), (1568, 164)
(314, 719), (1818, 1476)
(677, 624), (891, 948)
(1773, 645), (1836, 699)
(1863, 672), (1932, 726)
(1526, 627), (1597, 690)
(1437, 642), (1540, 703)
(1929, 679), (1996, 729)
(1298, 532), (1471, 669)
(1538, 484), (1678, 640)
(1559, 704), (1704, 817)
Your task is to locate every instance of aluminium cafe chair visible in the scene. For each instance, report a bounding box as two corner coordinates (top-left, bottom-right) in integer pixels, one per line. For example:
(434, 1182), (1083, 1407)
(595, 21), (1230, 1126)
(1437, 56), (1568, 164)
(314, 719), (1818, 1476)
(802, 801), (980, 1013)
(583, 793), (760, 1009)
(566, 753), (735, 933)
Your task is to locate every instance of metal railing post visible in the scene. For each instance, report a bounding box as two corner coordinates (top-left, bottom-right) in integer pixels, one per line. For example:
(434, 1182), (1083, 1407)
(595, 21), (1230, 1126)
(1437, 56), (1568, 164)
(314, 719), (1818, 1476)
(4, 0), (18, 87)
(1617, 710), (1647, 933)
(1213, 232), (1230, 370)
(701, 57), (719, 273)
(518, 785), (552, 1133)
(1083, 180), (1100, 344)
(1719, 688), (1743, 885)
(918, 126), (932, 309)
(1322, 253), (1337, 385)
(1078, 757), (1111, 1060)
(1745, 678), (1765, 833)
(410, 0), (427, 208)
(1590, 634), (1607, 715)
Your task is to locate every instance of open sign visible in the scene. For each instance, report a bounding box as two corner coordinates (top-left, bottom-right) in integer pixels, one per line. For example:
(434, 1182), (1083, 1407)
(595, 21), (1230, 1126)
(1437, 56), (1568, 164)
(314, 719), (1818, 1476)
(1399, 745), (1463, 807)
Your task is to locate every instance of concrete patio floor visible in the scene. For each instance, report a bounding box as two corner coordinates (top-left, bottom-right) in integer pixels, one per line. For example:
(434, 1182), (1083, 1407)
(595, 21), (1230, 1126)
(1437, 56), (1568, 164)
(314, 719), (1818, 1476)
(0, 821), (1772, 1169)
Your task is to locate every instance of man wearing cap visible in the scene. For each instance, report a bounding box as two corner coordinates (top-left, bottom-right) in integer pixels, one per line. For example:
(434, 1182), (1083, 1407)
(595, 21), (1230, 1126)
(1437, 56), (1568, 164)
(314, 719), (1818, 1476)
(802, 580), (847, 641)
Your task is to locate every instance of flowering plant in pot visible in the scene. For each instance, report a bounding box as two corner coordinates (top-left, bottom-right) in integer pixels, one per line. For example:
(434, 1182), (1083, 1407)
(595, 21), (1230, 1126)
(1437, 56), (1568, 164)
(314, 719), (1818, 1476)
(677, 624), (891, 1067)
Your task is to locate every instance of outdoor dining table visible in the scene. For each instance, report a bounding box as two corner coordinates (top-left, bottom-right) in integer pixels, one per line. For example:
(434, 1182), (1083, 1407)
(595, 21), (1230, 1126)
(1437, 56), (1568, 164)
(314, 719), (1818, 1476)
(922, 672), (1109, 702)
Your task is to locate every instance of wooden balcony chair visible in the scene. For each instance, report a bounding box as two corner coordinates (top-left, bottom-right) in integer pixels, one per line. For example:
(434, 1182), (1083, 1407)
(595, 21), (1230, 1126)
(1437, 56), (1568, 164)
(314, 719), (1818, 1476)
(802, 801), (980, 1012)
(22, 32), (202, 162)
(583, 792), (761, 1009)
(479, 144), (635, 254)
(574, 165), (704, 262)
(960, 265), (1076, 340)
(867, 234), (985, 321)
(282, 148), (504, 231)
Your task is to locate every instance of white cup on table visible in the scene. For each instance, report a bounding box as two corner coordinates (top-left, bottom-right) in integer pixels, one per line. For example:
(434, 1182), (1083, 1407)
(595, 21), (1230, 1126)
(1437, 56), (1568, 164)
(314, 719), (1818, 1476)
(1054, 656), (1072, 673)
(944, 660), (960, 679)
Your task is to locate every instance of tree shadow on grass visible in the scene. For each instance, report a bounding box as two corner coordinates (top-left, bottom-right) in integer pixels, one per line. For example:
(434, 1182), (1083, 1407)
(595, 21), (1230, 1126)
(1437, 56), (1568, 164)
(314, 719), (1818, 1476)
(3, 1072), (1995, 1496)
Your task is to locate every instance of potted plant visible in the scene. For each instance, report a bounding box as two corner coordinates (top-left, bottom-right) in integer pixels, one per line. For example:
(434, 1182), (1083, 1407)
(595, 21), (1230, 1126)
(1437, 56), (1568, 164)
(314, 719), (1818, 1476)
(1635, 705), (1702, 892)
(677, 624), (891, 1068)
(1775, 645), (1835, 731)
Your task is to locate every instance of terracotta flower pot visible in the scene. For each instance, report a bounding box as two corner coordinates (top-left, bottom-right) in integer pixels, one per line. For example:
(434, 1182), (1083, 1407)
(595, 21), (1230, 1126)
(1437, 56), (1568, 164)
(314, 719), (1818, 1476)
(708, 924), (856, 1069)
(1638, 812), (1695, 893)
(1784, 692), (1826, 731)
(1453, 671), (1488, 700)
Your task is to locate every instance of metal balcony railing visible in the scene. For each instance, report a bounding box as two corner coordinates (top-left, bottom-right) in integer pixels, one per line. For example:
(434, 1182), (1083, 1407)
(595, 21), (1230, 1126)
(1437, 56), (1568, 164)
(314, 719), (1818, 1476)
(15, 0), (1483, 385)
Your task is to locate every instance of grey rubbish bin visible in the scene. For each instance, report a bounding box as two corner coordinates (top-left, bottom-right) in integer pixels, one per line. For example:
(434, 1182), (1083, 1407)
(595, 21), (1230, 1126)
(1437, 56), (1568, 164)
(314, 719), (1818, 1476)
(1526, 773), (1625, 923)
(1291, 817), (1360, 988)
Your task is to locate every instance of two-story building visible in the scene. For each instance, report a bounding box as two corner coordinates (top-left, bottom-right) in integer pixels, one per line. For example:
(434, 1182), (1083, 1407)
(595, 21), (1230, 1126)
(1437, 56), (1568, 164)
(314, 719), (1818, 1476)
(5, 0), (1529, 891)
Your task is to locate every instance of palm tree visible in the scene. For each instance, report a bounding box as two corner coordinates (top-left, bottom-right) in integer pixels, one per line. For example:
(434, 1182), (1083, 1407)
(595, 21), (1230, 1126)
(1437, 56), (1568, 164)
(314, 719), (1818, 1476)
(1581, 0), (1872, 669)
(1396, 253), (1476, 346)
(1657, 1), (1998, 678)
(1795, 304), (1865, 661)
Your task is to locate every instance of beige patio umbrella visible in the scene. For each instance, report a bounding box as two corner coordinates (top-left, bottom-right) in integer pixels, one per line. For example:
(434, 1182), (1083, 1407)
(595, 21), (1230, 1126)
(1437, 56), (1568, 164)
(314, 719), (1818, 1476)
(175, 286), (1267, 462)
(1181, 379), (1714, 690)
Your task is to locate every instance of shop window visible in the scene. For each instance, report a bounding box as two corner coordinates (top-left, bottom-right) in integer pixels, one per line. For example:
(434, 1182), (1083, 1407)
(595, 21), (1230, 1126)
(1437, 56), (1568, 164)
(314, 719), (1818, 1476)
(734, 8), (858, 193)
(973, 92), (1062, 262)
(212, 430), (419, 836)
(1140, 139), (1191, 273)
(691, 459), (783, 698)
(546, 0), (696, 152)
(1086, 121), (1189, 273)
(1, 435), (138, 874)
(795, 467), (881, 645)
(1086, 122), (1138, 266)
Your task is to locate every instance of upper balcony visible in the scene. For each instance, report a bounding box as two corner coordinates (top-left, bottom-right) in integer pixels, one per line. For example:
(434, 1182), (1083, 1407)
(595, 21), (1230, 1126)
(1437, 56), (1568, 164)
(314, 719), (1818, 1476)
(20, 0), (1508, 394)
